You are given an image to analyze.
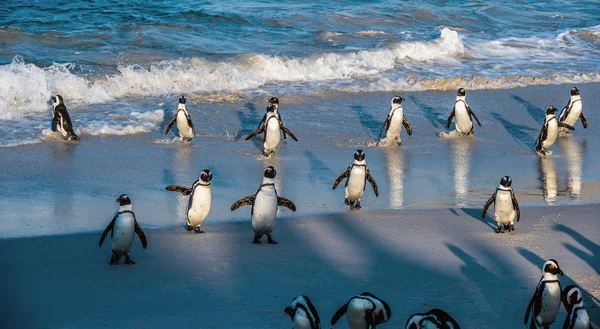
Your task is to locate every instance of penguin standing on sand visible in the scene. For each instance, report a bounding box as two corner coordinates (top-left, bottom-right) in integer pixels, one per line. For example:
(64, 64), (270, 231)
(333, 149), (379, 210)
(445, 88), (481, 135)
(378, 96), (413, 145)
(481, 175), (521, 233)
(99, 194), (147, 265)
(246, 104), (298, 156)
(405, 308), (461, 329)
(562, 285), (592, 329)
(524, 259), (564, 329)
(231, 166), (296, 244)
(285, 295), (321, 329)
(165, 95), (195, 142)
(165, 169), (212, 233)
(535, 106), (574, 155)
(559, 87), (587, 136)
(331, 292), (391, 329)
(256, 97), (288, 139)
(50, 95), (80, 141)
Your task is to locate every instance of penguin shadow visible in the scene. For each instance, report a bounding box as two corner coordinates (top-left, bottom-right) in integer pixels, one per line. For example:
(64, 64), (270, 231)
(350, 105), (381, 137)
(553, 224), (600, 277)
(160, 103), (178, 136)
(304, 151), (336, 185)
(557, 138), (587, 198)
(491, 112), (538, 149)
(454, 207), (496, 230)
(235, 102), (262, 150)
(536, 154), (558, 205)
(407, 96), (447, 130)
(511, 95), (545, 125)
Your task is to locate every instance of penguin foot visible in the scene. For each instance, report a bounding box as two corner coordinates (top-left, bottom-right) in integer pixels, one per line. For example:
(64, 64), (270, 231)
(124, 255), (136, 265)
(267, 235), (278, 244)
(109, 254), (119, 265)
(253, 233), (262, 244)
(187, 225), (194, 231)
(194, 227), (205, 234)
(509, 224), (515, 232)
(344, 198), (351, 205)
(355, 201), (362, 210)
(495, 227), (502, 234)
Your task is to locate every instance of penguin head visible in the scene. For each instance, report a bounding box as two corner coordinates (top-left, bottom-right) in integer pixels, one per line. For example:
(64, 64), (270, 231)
(266, 104), (276, 113)
(116, 194), (131, 206)
(50, 95), (64, 107)
(500, 176), (512, 187)
(268, 97), (279, 105)
(200, 169), (212, 183)
(546, 106), (557, 115)
(457, 88), (466, 97)
(264, 166), (277, 178)
(179, 95), (186, 104)
(570, 87), (579, 96)
(354, 149), (365, 161)
(563, 285), (583, 308)
(391, 96), (404, 105)
(543, 259), (564, 276)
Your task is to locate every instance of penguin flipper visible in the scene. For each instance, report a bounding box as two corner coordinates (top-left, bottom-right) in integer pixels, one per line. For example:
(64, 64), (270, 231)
(99, 217), (116, 247)
(165, 116), (177, 135)
(281, 126), (298, 141)
(559, 122), (575, 131)
(446, 108), (456, 129)
(524, 285), (540, 325)
(511, 189), (520, 222)
(277, 197), (296, 212)
(482, 192), (496, 219)
(165, 185), (193, 195)
(580, 112), (588, 128)
(134, 219), (147, 249)
(245, 126), (265, 140)
(256, 114), (267, 131)
(51, 116), (58, 132)
(534, 124), (546, 150)
(468, 106), (482, 127)
(366, 170), (379, 197)
(379, 115), (391, 139)
(330, 300), (350, 326)
(231, 195), (256, 211)
(402, 117), (413, 136)
(332, 168), (350, 190)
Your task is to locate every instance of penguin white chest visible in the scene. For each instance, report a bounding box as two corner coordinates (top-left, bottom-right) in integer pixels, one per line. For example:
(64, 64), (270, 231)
(252, 187), (278, 234)
(542, 119), (558, 149)
(561, 100), (582, 126)
(187, 186), (211, 226)
(386, 109), (404, 138)
(56, 114), (68, 137)
(455, 102), (472, 133)
(494, 190), (516, 225)
(112, 212), (135, 254)
(346, 299), (370, 329)
(346, 166), (366, 201)
(176, 111), (194, 138)
(571, 309), (590, 329)
(264, 118), (281, 152)
(537, 282), (561, 325)
(292, 309), (312, 329)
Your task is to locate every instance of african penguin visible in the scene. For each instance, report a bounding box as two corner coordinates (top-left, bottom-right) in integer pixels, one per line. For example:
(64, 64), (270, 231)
(378, 96), (413, 145)
(535, 106), (574, 155)
(481, 176), (521, 233)
(331, 292), (391, 329)
(246, 104), (298, 156)
(98, 194), (147, 265)
(405, 309), (461, 329)
(524, 259), (564, 329)
(562, 285), (591, 329)
(165, 95), (195, 142)
(165, 169), (212, 233)
(50, 95), (80, 141)
(231, 166), (296, 244)
(332, 149), (379, 210)
(445, 88), (481, 135)
(559, 87), (587, 135)
(285, 295), (321, 329)
(256, 97), (289, 139)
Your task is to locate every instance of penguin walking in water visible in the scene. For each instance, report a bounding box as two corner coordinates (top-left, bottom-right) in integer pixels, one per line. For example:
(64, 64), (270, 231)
(405, 309), (461, 329)
(331, 292), (391, 329)
(50, 95), (80, 141)
(231, 166), (296, 244)
(445, 88), (481, 136)
(562, 285), (592, 329)
(246, 104), (298, 156)
(378, 96), (413, 145)
(481, 176), (521, 233)
(256, 97), (289, 139)
(165, 95), (195, 142)
(559, 87), (587, 136)
(535, 106), (574, 155)
(333, 149), (379, 210)
(99, 194), (147, 265)
(165, 169), (212, 233)
(524, 259), (564, 329)
(284, 295), (321, 329)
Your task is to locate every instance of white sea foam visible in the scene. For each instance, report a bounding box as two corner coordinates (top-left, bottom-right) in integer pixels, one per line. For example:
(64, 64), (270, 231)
(79, 110), (164, 136)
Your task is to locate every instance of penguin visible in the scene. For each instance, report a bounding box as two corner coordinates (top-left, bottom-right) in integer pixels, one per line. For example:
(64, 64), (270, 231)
(405, 309), (461, 329)
(562, 285), (592, 329)
(246, 104), (298, 156)
(98, 194), (147, 265)
(165, 169), (212, 233)
(524, 259), (564, 329)
(332, 149), (379, 210)
(165, 95), (195, 142)
(535, 106), (574, 155)
(331, 292), (391, 329)
(481, 175), (521, 233)
(445, 88), (481, 135)
(231, 166), (296, 244)
(558, 87), (587, 135)
(378, 96), (413, 145)
(50, 95), (80, 141)
(256, 97), (288, 139)
(284, 295), (321, 329)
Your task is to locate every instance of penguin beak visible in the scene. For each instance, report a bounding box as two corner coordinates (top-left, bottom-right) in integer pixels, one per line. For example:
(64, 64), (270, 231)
(284, 306), (294, 319)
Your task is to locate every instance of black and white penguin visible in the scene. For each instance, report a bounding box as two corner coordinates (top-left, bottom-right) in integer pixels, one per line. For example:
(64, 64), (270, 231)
(559, 87), (587, 135)
(332, 149), (379, 210)
(165, 95), (195, 142)
(98, 194), (147, 265)
(165, 169), (212, 233)
(231, 166), (296, 244)
(50, 95), (80, 141)
(562, 285), (592, 329)
(524, 259), (564, 329)
(535, 106), (574, 155)
(445, 88), (481, 135)
(285, 295), (321, 329)
(378, 96), (413, 145)
(405, 309), (461, 329)
(331, 292), (391, 329)
(481, 175), (521, 233)
(246, 104), (298, 156)
(256, 97), (289, 139)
